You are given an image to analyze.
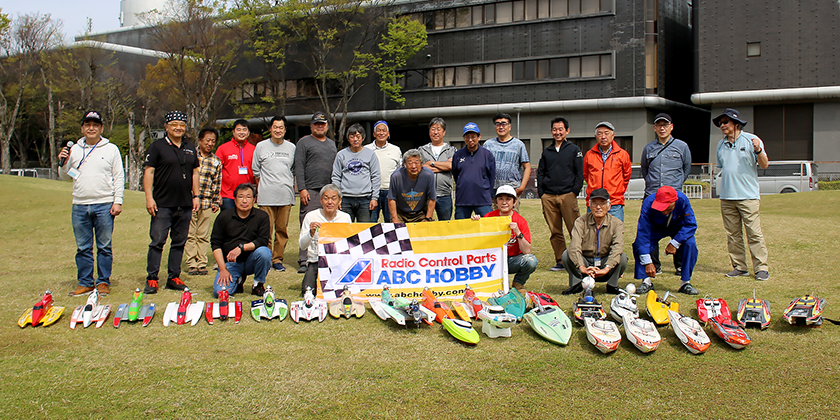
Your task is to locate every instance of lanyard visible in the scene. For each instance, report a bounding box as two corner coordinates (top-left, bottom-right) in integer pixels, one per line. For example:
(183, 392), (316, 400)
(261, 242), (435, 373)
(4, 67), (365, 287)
(239, 143), (245, 166)
(166, 137), (188, 180)
(595, 224), (601, 255)
(77, 140), (101, 169)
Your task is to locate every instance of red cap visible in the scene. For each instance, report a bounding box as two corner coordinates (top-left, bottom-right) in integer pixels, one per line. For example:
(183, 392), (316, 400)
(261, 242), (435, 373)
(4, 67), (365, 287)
(652, 186), (678, 211)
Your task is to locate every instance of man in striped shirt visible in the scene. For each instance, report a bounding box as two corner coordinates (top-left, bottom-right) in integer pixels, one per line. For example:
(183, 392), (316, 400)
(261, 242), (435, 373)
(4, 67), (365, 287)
(185, 128), (222, 276)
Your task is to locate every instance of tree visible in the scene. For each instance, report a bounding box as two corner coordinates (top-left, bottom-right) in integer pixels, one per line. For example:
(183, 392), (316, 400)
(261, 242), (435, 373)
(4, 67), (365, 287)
(0, 12), (62, 173)
(234, 0), (426, 145)
(139, 0), (244, 138)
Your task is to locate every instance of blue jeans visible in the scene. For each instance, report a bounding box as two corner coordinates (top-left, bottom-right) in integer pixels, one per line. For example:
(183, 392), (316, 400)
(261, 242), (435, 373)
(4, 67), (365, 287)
(341, 196), (372, 223)
(509, 253), (538, 286)
(370, 189), (391, 223)
(214, 246), (272, 297)
(72, 203), (115, 287)
(221, 197), (235, 211)
(455, 205), (493, 220)
(147, 206), (191, 280)
(435, 194), (453, 221)
(587, 204), (625, 222)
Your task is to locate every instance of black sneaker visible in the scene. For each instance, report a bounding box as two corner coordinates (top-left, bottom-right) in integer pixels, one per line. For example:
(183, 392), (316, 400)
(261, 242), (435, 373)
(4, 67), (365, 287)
(561, 282), (583, 295)
(636, 281), (655, 294)
(678, 283), (699, 295)
(235, 277), (244, 294)
(144, 279), (159, 294)
(675, 268), (682, 277)
(165, 277), (187, 291)
(297, 263), (307, 274)
(606, 284), (620, 294)
(251, 283), (266, 296)
(655, 267), (663, 275)
(549, 262), (565, 272)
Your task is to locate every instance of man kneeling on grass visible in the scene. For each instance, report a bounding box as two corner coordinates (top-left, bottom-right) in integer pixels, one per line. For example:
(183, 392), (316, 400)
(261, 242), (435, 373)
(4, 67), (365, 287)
(299, 184), (351, 296)
(561, 188), (627, 295)
(211, 183), (271, 298)
(471, 185), (537, 290)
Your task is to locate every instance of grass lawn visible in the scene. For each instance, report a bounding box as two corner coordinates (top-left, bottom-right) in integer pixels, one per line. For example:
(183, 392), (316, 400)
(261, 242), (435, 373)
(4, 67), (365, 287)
(1, 175), (839, 418)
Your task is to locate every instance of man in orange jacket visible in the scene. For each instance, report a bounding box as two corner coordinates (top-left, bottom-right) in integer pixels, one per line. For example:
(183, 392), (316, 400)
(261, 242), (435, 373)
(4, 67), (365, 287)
(583, 121), (632, 221)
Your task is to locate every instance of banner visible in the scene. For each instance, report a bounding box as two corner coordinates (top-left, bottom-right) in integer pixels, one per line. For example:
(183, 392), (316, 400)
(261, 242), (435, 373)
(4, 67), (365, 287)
(316, 218), (512, 300)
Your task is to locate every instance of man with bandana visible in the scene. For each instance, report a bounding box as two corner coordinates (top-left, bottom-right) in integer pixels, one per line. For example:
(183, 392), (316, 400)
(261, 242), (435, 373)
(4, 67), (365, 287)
(142, 111), (200, 294)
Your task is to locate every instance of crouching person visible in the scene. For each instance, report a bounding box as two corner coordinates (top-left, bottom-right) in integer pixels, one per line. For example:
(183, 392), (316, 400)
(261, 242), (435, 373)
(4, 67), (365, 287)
(299, 184), (351, 295)
(211, 183), (271, 297)
(472, 185), (537, 290)
(561, 188), (628, 295)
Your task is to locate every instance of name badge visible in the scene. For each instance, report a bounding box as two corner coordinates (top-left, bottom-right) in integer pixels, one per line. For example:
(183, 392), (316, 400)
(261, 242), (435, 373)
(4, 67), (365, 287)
(594, 257), (601, 267)
(238, 166), (248, 175)
(67, 167), (81, 179)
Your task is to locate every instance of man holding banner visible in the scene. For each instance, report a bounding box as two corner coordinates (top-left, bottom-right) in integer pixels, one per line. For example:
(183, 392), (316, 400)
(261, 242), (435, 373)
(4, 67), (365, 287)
(299, 184), (351, 295)
(471, 185), (537, 290)
(388, 149), (437, 223)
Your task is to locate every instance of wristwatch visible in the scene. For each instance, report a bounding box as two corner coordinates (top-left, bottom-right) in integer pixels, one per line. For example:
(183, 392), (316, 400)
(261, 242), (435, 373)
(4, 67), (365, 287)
(237, 243), (245, 252)
(754, 147), (763, 154)
(430, 162), (436, 168)
(516, 233), (524, 240)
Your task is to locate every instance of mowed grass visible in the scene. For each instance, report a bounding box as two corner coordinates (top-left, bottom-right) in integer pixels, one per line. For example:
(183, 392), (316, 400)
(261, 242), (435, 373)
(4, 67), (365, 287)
(1, 175), (839, 419)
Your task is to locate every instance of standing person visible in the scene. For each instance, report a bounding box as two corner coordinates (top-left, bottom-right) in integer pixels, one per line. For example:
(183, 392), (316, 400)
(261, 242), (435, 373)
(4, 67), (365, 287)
(471, 186), (538, 290)
(537, 116), (584, 271)
(641, 113), (693, 275)
(388, 149), (437, 223)
(210, 183), (272, 297)
(451, 122), (495, 219)
(142, 111), (200, 294)
(299, 184), (351, 295)
(215, 119), (256, 211)
(331, 123), (380, 222)
(714, 108), (770, 281)
(561, 188), (627, 295)
(418, 117), (456, 221)
(583, 121), (632, 221)
(366, 120), (401, 223)
(185, 128), (222, 276)
(252, 116), (296, 272)
(294, 111), (337, 273)
(59, 110), (124, 297)
(633, 186), (700, 295)
(483, 113), (531, 199)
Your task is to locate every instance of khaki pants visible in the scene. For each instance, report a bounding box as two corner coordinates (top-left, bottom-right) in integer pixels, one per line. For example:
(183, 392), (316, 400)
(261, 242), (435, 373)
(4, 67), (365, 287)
(721, 199), (769, 272)
(262, 205), (291, 265)
(541, 192), (580, 263)
(184, 207), (212, 270)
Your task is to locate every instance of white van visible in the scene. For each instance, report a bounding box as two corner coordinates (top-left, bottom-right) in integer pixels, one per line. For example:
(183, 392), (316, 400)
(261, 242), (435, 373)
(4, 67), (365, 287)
(715, 161), (818, 196)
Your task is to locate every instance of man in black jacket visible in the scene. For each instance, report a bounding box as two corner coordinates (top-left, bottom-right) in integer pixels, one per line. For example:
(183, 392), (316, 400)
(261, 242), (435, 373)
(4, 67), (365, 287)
(536, 117), (584, 271)
(211, 183), (271, 297)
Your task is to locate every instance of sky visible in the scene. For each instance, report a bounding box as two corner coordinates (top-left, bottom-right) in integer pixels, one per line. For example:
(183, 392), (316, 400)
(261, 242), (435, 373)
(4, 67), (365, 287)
(2, 1), (122, 42)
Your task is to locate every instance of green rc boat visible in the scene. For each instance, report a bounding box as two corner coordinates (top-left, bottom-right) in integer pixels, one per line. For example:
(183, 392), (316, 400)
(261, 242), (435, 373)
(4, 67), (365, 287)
(488, 288), (527, 320)
(523, 296), (573, 345)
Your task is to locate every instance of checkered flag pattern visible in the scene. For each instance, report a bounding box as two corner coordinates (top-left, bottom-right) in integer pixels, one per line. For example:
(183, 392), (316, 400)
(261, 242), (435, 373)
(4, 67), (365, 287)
(319, 223), (413, 257)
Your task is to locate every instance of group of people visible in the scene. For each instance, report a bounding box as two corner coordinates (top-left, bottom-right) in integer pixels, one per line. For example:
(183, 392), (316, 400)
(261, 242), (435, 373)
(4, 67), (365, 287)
(58, 107), (770, 299)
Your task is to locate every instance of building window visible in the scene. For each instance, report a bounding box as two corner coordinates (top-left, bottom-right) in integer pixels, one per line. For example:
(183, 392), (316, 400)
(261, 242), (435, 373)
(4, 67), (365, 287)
(496, 2), (513, 23)
(513, 1), (526, 21)
(754, 104), (813, 160)
(747, 42), (761, 57)
(455, 66), (470, 85)
(472, 5), (484, 25)
(416, 0), (613, 32)
(581, 0), (600, 14)
(484, 64), (496, 83)
(456, 7), (471, 28)
(568, 57), (580, 78)
(496, 62), (513, 82)
(471, 65), (484, 84)
(551, 0), (568, 17)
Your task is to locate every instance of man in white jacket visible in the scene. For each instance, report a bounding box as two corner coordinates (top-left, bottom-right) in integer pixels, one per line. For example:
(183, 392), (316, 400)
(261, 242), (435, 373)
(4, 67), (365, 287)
(59, 110), (124, 297)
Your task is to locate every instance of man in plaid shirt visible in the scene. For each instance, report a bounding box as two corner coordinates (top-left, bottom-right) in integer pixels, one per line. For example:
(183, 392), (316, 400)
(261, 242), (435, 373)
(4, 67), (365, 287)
(185, 128), (222, 275)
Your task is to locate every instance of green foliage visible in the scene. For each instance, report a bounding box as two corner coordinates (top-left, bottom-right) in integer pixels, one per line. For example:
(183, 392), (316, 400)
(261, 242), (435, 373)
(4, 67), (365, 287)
(376, 16), (428, 105)
(818, 180), (840, 190)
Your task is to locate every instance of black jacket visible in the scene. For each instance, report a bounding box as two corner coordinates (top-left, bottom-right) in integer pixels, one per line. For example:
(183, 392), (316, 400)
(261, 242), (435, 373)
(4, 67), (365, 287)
(536, 141), (584, 196)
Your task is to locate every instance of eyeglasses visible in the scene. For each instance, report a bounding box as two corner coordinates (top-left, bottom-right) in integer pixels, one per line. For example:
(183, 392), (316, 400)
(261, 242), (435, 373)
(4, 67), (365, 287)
(654, 122), (671, 128)
(591, 201), (610, 208)
(168, 122), (186, 128)
(494, 121), (510, 127)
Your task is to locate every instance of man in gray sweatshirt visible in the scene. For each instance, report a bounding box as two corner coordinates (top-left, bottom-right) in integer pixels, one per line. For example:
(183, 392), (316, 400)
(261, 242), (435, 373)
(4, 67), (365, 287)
(294, 111), (337, 272)
(331, 123), (381, 222)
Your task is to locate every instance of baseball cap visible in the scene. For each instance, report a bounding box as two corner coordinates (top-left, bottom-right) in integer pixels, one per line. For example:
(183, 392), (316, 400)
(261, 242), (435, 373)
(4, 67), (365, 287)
(595, 121), (615, 131)
(652, 186), (678, 211)
(373, 120), (389, 130)
(463, 122), (480, 136)
(311, 112), (327, 124)
(495, 185), (517, 198)
(654, 113), (672, 124)
(589, 188), (610, 201)
(81, 110), (103, 125)
(165, 111), (187, 124)
(712, 108), (747, 127)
